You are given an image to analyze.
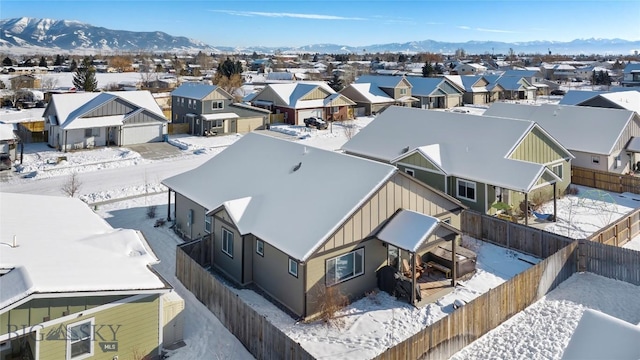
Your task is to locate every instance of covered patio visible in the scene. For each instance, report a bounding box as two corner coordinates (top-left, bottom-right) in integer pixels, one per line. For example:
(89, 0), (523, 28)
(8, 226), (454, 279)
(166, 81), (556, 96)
(375, 209), (468, 307)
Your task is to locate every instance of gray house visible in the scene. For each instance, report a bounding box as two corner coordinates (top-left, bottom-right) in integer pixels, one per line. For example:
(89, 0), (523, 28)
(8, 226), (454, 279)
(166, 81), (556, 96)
(404, 77), (464, 109)
(44, 91), (168, 151)
(342, 106), (573, 218)
(162, 133), (465, 319)
(485, 102), (640, 175)
(171, 83), (270, 136)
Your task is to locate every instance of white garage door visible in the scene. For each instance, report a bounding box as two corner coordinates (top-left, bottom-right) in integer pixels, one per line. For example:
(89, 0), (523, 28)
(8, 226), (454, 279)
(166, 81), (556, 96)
(297, 109), (323, 125)
(121, 123), (164, 145)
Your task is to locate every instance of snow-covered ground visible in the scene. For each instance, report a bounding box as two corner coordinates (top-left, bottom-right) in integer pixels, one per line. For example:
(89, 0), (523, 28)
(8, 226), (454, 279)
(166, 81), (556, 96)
(2, 116), (639, 359)
(449, 272), (640, 360)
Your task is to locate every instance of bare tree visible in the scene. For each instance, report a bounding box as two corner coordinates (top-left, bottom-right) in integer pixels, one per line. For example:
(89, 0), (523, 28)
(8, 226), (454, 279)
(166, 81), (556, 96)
(340, 120), (357, 140)
(61, 172), (82, 197)
(41, 76), (59, 90)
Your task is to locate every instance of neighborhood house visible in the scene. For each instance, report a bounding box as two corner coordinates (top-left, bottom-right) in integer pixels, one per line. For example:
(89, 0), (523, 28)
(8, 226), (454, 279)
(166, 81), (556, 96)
(44, 90), (168, 151)
(162, 133), (466, 319)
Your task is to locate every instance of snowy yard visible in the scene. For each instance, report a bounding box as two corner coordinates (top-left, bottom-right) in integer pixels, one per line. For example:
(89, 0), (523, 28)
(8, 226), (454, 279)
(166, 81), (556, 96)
(3, 114), (640, 359)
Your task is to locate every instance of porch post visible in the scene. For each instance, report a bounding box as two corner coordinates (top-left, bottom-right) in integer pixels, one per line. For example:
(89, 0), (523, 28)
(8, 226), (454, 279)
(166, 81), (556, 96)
(553, 182), (557, 222)
(451, 236), (457, 287)
(411, 252), (416, 306)
(524, 192), (529, 226)
(167, 189), (172, 221)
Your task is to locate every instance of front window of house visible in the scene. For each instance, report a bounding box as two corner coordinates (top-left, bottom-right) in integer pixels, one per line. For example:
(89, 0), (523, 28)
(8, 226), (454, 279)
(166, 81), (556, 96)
(326, 248), (364, 285)
(552, 163), (563, 179)
(222, 228), (233, 257)
(66, 318), (94, 360)
(457, 179), (477, 202)
(212, 101), (224, 110)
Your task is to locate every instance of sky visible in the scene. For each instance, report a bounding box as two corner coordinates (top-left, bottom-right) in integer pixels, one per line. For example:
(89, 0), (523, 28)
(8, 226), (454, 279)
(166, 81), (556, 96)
(1, 0), (639, 48)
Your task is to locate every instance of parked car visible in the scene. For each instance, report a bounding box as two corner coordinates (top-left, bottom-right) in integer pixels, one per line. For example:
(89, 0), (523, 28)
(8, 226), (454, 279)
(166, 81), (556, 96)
(550, 89), (566, 96)
(303, 117), (327, 130)
(0, 153), (11, 171)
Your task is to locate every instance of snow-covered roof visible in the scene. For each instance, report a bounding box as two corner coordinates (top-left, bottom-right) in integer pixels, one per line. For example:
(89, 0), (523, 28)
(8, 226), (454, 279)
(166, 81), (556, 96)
(264, 82), (336, 108)
(560, 309), (640, 360)
(342, 106), (568, 193)
(162, 133), (397, 261)
(376, 210), (439, 252)
(0, 123), (17, 141)
(355, 75), (407, 89)
(596, 91), (640, 114)
(202, 112), (239, 120)
(0, 193), (167, 311)
(405, 77), (456, 96)
(485, 102), (637, 155)
(344, 83), (394, 104)
(558, 90), (605, 105)
(49, 90), (165, 130)
(171, 83), (222, 100)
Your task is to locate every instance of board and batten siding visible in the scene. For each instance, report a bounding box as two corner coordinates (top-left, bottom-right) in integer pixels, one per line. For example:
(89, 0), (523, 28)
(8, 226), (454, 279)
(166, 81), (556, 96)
(212, 208), (244, 284)
(173, 193), (208, 240)
(305, 239), (387, 319)
(0, 296), (129, 333)
(37, 294), (160, 360)
(303, 172), (462, 318)
(448, 175), (487, 213)
(509, 126), (569, 164)
(314, 172), (461, 254)
(84, 98), (135, 118)
(249, 234), (305, 316)
(300, 87), (330, 100)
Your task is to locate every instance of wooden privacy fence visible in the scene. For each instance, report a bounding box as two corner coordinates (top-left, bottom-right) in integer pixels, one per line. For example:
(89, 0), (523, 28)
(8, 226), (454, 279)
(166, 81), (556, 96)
(168, 123), (189, 134)
(571, 166), (640, 194)
(176, 241), (314, 360)
(461, 210), (574, 258)
(587, 207), (640, 247)
(374, 241), (578, 360)
(578, 240), (640, 286)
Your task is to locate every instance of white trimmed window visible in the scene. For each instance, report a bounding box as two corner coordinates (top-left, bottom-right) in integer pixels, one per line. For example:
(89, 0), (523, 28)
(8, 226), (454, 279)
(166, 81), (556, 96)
(212, 101), (224, 110)
(399, 88), (407, 95)
(552, 163), (563, 179)
(256, 239), (264, 256)
(66, 318), (94, 360)
(222, 228), (233, 257)
(457, 179), (477, 202)
(405, 168), (415, 177)
(592, 156), (600, 164)
(326, 248), (364, 286)
(288, 258), (298, 277)
(204, 214), (211, 234)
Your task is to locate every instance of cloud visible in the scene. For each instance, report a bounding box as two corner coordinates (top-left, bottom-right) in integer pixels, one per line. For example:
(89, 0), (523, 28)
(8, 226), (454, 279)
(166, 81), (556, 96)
(458, 26), (471, 30)
(211, 10), (365, 21)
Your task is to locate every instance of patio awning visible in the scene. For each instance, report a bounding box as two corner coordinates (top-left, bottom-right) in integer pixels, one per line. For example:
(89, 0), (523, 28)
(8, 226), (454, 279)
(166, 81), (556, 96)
(377, 209), (450, 253)
(201, 113), (239, 121)
(627, 137), (640, 152)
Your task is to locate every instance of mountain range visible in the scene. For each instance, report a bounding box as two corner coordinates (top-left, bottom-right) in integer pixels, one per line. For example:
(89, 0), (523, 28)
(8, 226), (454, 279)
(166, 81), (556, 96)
(1, 17), (639, 56)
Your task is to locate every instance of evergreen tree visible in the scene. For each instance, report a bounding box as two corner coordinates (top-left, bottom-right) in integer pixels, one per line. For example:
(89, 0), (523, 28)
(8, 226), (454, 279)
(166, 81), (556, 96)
(69, 59), (78, 72)
(39, 56), (47, 67)
(54, 54), (63, 66)
(422, 61), (434, 77)
(217, 58), (243, 78)
(73, 57), (98, 92)
(328, 73), (343, 92)
(2, 57), (12, 66)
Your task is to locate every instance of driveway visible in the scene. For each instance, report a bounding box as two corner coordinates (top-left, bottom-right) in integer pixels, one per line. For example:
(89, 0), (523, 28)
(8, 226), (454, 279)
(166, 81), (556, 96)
(126, 142), (183, 160)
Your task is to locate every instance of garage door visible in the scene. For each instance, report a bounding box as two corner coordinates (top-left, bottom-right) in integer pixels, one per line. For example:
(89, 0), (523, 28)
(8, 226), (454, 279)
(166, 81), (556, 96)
(297, 109), (323, 125)
(121, 123), (164, 145)
(236, 116), (265, 133)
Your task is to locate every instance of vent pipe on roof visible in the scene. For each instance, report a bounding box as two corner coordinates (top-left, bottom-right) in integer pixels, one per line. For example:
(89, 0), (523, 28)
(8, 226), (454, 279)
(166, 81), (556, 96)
(12, 235), (17, 248)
